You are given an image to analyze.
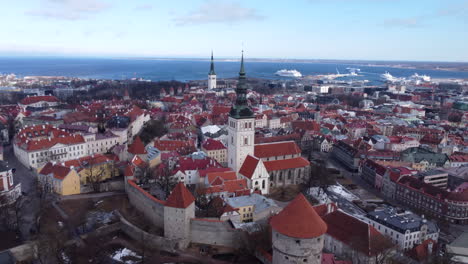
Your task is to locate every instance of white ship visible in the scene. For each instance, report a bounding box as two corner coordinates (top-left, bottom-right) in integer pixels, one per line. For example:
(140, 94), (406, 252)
(410, 73), (431, 83)
(346, 67), (361, 76)
(381, 71), (403, 82)
(275, 69), (302, 78)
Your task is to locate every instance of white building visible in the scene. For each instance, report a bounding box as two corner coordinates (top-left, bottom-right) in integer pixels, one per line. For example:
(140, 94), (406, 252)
(0, 161), (21, 206)
(14, 124), (88, 169)
(207, 51), (217, 90)
(365, 208), (439, 250)
(18, 95), (59, 110)
(83, 131), (120, 155)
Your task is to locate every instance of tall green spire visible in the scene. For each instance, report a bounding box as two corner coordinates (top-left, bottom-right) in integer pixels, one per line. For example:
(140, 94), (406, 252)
(209, 50), (216, 75)
(239, 50), (245, 76)
(230, 50), (253, 119)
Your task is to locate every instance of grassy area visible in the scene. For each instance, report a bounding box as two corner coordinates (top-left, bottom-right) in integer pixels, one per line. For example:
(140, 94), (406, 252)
(268, 185), (302, 202)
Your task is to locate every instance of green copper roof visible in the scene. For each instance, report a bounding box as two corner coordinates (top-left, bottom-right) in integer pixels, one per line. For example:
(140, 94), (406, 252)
(209, 51), (216, 75)
(230, 51), (253, 119)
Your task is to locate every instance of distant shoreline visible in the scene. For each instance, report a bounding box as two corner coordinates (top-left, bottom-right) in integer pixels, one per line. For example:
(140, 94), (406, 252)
(115, 57), (468, 72)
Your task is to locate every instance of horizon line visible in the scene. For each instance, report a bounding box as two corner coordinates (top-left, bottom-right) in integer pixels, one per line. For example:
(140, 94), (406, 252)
(0, 54), (467, 64)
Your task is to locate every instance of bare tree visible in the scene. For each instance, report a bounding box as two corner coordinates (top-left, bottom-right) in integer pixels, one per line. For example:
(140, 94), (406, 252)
(153, 163), (177, 199)
(35, 224), (68, 264)
(301, 161), (336, 197)
(84, 163), (107, 192)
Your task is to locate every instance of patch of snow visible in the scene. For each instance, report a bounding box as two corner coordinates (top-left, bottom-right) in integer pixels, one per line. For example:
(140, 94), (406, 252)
(327, 184), (359, 202)
(57, 221), (64, 228)
(95, 200), (103, 206)
(308, 187), (332, 205)
(232, 221), (261, 234)
(201, 125), (220, 135)
(111, 248), (141, 263)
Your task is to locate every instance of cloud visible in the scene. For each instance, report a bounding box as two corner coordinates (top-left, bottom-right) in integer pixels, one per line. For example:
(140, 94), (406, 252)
(382, 17), (425, 28)
(437, 0), (468, 17)
(174, 1), (264, 26)
(382, 1), (468, 28)
(27, 0), (111, 20)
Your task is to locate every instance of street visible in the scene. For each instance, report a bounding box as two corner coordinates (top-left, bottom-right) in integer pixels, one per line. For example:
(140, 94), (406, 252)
(3, 144), (40, 240)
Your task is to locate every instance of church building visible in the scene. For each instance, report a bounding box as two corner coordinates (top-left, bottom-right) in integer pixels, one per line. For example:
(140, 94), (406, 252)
(207, 51), (217, 90)
(227, 52), (310, 195)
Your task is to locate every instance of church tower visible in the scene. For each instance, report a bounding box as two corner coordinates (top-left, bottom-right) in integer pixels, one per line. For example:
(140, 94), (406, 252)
(207, 51), (217, 90)
(228, 51), (255, 172)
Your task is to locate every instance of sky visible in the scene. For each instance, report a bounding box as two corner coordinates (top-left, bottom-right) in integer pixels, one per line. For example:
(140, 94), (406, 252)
(0, 0), (467, 61)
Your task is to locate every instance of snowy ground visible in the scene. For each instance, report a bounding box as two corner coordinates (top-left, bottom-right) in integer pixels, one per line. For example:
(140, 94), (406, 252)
(309, 184), (366, 217)
(327, 184), (360, 202)
(111, 248), (141, 263)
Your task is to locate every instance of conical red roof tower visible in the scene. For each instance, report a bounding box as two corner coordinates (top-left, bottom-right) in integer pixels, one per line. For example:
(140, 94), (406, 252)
(270, 194), (327, 238)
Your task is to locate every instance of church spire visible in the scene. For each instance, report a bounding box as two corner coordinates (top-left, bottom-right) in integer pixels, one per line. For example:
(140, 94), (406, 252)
(239, 50), (245, 76)
(230, 50), (253, 119)
(209, 50), (216, 75)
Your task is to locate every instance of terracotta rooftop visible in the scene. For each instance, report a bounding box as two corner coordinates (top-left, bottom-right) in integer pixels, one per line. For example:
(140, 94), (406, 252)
(263, 157), (310, 172)
(128, 136), (147, 155)
(165, 182), (195, 209)
(254, 141), (302, 158)
(238, 155), (260, 179)
(270, 194), (327, 238)
(20, 95), (59, 105)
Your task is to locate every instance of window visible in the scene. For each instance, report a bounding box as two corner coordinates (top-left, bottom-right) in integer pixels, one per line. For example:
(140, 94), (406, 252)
(244, 137), (248, 145)
(262, 180), (265, 189)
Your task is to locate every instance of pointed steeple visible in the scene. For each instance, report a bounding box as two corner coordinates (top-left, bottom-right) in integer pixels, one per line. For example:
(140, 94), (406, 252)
(209, 50), (216, 75)
(230, 50), (253, 119)
(239, 50), (245, 76)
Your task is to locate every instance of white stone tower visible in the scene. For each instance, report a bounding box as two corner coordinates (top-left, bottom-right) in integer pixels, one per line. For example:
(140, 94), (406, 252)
(228, 51), (255, 172)
(208, 51), (216, 90)
(164, 182), (195, 241)
(270, 194), (327, 264)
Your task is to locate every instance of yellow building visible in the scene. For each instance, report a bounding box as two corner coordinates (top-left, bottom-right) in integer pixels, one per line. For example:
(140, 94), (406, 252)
(63, 154), (118, 185)
(238, 205), (254, 222)
(38, 163), (80, 196)
(201, 139), (227, 166)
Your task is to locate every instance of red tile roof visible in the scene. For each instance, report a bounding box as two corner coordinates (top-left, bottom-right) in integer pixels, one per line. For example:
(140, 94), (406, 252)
(207, 171), (237, 185)
(165, 182), (195, 208)
(20, 95), (59, 105)
(239, 155), (260, 179)
(128, 136), (147, 155)
(154, 139), (195, 152)
(270, 194), (327, 238)
(255, 133), (301, 144)
(202, 138), (226, 151)
(127, 180), (165, 205)
(322, 210), (389, 256)
(39, 162), (72, 180)
(263, 157), (310, 172)
(254, 141), (301, 158)
(407, 239), (437, 262)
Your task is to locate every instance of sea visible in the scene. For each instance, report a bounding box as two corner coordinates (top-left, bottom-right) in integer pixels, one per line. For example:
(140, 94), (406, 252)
(1, 57), (468, 85)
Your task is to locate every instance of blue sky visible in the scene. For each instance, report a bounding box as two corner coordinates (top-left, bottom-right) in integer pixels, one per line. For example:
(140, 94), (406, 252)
(0, 0), (467, 61)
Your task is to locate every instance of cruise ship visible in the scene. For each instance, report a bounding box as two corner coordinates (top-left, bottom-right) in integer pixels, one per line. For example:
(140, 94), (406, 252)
(410, 73), (431, 83)
(275, 69), (302, 78)
(380, 71), (403, 83)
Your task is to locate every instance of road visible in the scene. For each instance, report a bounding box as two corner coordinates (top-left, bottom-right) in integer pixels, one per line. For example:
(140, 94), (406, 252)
(3, 144), (40, 240)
